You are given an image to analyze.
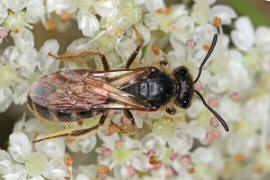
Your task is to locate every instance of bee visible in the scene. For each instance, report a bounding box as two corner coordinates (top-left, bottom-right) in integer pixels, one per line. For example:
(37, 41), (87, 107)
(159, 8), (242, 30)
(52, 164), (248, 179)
(27, 27), (229, 143)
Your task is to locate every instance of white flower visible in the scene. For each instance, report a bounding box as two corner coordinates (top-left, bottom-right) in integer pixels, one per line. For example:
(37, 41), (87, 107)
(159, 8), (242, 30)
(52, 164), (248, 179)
(97, 133), (143, 179)
(140, 133), (166, 158)
(67, 135), (97, 153)
(192, 23), (217, 48)
(1, 0), (28, 13)
(12, 80), (29, 104)
(0, 150), (13, 175)
(3, 11), (32, 31)
(0, 86), (13, 112)
(191, 1), (210, 25)
(255, 27), (270, 71)
(8, 132), (32, 163)
(46, 0), (76, 14)
(210, 5), (237, 25)
(0, 2), (7, 24)
(3, 167), (27, 180)
(167, 130), (193, 154)
(77, 10), (100, 37)
(256, 26), (270, 47)
(231, 16), (255, 51)
(93, 0), (118, 18)
(26, 0), (45, 23)
(42, 158), (70, 180)
(35, 137), (66, 158)
(37, 39), (60, 74)
(144, 0), (166, 13)
(218, 96), (242, 122)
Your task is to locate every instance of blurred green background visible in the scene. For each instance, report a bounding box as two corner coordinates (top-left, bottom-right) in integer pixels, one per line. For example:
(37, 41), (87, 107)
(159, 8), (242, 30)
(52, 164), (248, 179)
(0, 0), (270, 149)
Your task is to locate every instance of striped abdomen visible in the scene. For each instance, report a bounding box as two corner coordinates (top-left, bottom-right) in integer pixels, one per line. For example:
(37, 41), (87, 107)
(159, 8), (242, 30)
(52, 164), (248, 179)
(27, 95), (101, 122)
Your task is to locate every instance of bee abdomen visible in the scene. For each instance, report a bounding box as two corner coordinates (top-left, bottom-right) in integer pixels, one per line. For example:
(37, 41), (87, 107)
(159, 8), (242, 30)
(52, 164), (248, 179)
(27, 95), (100, 122)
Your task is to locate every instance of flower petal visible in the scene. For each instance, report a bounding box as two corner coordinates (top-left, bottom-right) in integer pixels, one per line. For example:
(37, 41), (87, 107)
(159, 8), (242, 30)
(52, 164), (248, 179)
(231, 16), (255, 51)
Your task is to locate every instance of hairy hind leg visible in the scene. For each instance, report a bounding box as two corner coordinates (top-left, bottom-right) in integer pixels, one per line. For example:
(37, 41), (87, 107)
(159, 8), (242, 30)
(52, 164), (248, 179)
(112, 110), (137, 135)
(165, 106), (176, 116)
(159, 60), (168, 72)
(49, 50), (110, 70)
(33, 113), (108, 143)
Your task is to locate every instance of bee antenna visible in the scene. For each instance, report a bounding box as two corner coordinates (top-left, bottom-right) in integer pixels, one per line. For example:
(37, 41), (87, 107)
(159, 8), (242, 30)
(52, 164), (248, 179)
(194, 34), (218, 83)
(194, 90), (229, 132)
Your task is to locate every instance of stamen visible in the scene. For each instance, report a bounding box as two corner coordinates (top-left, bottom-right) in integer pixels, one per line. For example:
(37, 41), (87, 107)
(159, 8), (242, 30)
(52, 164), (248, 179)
(46, 19), (56, 31)
(60, 12), (72, 22)
(213, 16), (222, 27)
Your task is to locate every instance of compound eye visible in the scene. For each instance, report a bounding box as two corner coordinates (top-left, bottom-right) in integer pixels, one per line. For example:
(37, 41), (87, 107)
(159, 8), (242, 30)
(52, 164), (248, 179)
(181, 98), (190, 108)
(174, 66), (189, 82)
(175, 92), (192, 109)
(181, 93), (191, 108)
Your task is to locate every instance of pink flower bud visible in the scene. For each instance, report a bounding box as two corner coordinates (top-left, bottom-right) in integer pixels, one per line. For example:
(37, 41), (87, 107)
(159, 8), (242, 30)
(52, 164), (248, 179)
(165, 167), (174, 177)
(186, 40), (196, 48)
(127, 165), (136, 177)
(210, 117), (219, 128)
(101, 148), (112, 158)
(208, 97), (219, 108)
(170, 153), (178, 161)
(179, 155), (191, 166)
(0, 28), (8, 40)
(232, 92), (240, 102)
(146, 149), (156, 157)
(205, 131), (214, 143)
(212, 128), (222, 139)
(194, 81), (203, 91)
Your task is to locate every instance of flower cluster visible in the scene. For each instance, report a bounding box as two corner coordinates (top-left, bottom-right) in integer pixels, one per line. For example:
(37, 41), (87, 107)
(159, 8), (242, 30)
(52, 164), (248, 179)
(0, 0), (270, 179)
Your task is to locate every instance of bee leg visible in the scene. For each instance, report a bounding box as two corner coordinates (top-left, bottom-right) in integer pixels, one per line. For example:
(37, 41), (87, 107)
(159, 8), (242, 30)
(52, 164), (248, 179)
(33, 113), (108, 143)
(165, 106), (176, 116)
(159, 60), (168, 72)
(111, 110), (137, 135)
(48, 51), (110, 70)
(125, 26), (144, 69)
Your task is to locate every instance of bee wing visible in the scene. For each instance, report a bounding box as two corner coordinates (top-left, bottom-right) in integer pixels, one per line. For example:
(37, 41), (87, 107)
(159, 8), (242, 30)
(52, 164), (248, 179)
(29, 68), (153, 111)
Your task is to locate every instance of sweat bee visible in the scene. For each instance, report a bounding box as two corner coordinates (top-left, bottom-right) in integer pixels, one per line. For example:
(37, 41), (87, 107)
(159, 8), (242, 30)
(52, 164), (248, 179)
(27, 27), (229, 143)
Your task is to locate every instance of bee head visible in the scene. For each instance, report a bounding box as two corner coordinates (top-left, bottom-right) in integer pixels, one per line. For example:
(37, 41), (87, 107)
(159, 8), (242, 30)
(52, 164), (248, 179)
(173, 66), (194, 109)
(172, 34), (229, 132)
